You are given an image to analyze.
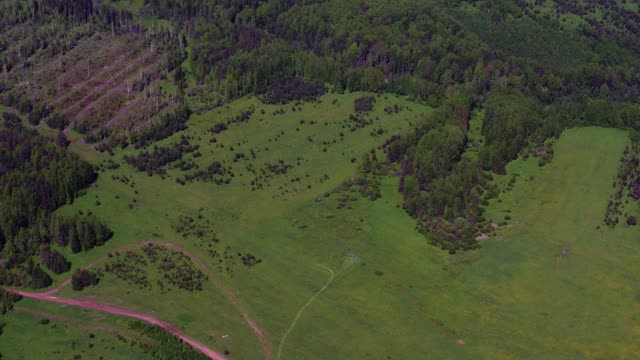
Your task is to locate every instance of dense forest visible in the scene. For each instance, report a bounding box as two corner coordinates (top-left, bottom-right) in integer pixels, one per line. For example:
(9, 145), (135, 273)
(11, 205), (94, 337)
(1, 1), (640, 358)
(1, 0), (640, 254)
(0, 111), (112, 288)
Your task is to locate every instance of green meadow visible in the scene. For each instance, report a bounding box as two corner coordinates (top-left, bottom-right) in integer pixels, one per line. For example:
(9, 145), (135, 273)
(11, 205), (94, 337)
(0, 299), (150, 359)
(3, 93), (640, 359)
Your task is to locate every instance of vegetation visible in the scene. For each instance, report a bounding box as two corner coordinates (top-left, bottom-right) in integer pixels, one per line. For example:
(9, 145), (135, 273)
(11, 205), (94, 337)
(0, 111), (111, 288)
(71, 269), (100, 291)
(128, 320), (209, 360)
(1, 0), (640, 359)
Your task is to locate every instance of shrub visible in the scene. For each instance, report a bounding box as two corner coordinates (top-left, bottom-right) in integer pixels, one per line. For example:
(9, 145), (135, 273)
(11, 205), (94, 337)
(354, 96), (375, 112)
(45, 112), (69, 130)
(71, 269), (100, 291)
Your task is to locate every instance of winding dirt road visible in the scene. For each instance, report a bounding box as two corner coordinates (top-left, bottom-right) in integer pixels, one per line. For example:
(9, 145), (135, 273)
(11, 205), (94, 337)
(4, 240), (273, 360)
(8, 289), (226, 360)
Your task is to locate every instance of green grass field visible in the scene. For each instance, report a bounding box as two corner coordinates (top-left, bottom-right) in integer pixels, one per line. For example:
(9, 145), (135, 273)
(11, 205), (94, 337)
(2, 91), (639, 359)
(0, 299), (151, 359)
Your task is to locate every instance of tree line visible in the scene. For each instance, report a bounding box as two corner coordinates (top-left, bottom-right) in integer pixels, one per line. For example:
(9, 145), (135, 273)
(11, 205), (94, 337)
(0, 111), (112, 288)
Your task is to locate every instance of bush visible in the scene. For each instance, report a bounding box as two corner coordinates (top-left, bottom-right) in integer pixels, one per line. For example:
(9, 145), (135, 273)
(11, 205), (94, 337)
(71, 269), (100, 291)
(45, 112), (69, 130)
(354, 96), (375, 112)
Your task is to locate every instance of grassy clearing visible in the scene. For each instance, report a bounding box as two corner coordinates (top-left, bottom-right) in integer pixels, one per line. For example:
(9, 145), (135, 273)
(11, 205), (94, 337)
(439, 127), (640, 359)
(0, 299), (150, 360)
(5, 92), (431, 358)
(4, 89), (639, 359)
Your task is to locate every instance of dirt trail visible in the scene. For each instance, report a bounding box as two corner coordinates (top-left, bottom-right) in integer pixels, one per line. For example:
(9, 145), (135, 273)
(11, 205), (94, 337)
(8, 289), (227, 360)
(276, 264), (335, 360)
(36, 240), (272, 359)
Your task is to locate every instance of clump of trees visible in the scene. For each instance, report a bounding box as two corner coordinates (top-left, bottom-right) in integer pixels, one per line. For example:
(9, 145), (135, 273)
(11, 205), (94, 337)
(0, 288), (21, 315)
(45, 112), (69, 131)
(382, 89), (488, 253)
(354, 96), (376, 113)
(177, 160), (231, 185)
(478, 88), (541, 173)
(104, 251), (150, 289)
(604, 145), (640, 228)
(132, 105), (192, 148)
(39, 246), (71, 274)
(128, 320), (209, 360)
(141, 244), (207, 292)
(71, 269), (100, 291)
(260, 77), (325, 104)
(208, 123), (227, 134)
(50, 214), (113, 253)
(124, 136), (199, 175)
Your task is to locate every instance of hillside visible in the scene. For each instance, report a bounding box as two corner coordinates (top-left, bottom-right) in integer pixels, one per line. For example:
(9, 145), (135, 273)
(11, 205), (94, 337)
(0, 1), (639, 359)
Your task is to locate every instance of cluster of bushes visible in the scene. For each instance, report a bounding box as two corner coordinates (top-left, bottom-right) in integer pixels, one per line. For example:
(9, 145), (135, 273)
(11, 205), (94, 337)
(226, 108), (255, 125)
(604, 145), (640, 228)
(247, 161), (293, 191)
(334, 174), (383, 202)
(174, 215), (217, 241)
(0, 92), (73, 132)
(208, 122), (227, 134)
(141, 244), (206, 292)
(354, 96), (375, 113)
(124, 136), (199, 175)
(240, 253), (262, 267)
(71, 269), (100, 291)
(104, 245), (208, 293)
(128, 320), (210, 360)
(264, 160), (293, 175)
(104, 251), (150, 289)
(343, 113), (375, 132)
(176, 161), (231, 185)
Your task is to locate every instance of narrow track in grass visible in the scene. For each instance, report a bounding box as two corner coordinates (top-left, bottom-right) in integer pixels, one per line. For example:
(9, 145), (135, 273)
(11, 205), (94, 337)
(276, 264), (335, 360)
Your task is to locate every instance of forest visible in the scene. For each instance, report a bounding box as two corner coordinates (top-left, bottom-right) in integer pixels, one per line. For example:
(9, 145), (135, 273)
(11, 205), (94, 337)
(1, 0), (639, 253)
(0, 111), (111, 288)
(1, 0), (640, 359)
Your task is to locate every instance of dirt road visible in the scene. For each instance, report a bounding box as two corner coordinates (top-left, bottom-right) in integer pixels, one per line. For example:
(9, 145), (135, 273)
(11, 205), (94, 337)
(8, 289), (227, 360)
(8, 240), (272, 359)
